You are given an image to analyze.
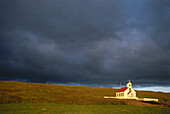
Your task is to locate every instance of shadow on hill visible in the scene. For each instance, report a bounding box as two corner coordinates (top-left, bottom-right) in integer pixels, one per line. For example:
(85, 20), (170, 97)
(141, 101), (160, 105)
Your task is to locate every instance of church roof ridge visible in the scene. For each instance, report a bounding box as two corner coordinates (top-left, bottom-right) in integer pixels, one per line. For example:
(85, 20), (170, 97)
(117, 87), (127, 92)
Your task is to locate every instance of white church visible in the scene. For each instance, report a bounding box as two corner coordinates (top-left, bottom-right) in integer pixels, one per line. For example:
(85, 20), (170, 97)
(104, 80), (158, 102)
(116, 81), (136, 99)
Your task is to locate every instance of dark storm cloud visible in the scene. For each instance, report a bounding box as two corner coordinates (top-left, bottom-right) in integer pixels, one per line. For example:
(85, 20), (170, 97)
(0, 0), (170, 85)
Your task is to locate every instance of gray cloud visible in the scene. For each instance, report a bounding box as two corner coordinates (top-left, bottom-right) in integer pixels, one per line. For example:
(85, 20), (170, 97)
(0, 0), (170, 85)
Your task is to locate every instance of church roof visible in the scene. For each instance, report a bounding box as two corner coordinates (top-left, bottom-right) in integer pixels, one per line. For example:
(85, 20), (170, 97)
(117, 87), (127, 92)
(128, 91), (131, 94)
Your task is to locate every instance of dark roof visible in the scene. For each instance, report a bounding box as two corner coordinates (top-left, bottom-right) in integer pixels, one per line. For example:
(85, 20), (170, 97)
(128, 91), (131, 94)
(117, 87), (127, 92)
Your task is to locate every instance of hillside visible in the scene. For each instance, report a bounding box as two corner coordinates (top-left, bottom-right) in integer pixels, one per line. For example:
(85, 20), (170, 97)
(0, 81), (169, 106)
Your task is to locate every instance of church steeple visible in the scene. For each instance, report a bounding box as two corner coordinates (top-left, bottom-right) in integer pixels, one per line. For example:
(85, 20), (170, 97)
(127, 80), (132, 88)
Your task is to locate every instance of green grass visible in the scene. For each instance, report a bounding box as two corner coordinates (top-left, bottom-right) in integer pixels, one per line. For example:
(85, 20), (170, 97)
(0, 103), (170, 114)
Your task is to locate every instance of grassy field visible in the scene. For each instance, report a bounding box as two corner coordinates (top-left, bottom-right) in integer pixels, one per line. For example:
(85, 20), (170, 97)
(0, 81), (170, 113)
(0, 103), (170, 114)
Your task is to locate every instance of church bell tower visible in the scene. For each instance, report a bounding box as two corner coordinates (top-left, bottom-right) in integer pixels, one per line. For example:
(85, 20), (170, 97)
(127, 80), (132, 88)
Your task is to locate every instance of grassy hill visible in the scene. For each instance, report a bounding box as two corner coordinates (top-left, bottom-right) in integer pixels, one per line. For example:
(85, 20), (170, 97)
(0, 81), (170, 113)
(0, 81), (169, 106)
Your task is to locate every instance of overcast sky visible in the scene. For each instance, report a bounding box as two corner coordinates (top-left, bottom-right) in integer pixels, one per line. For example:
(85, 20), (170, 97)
(0, 0), (170, 85)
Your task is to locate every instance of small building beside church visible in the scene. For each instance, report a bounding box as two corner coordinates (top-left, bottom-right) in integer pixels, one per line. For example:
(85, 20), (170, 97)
(116, 81), (137, 99)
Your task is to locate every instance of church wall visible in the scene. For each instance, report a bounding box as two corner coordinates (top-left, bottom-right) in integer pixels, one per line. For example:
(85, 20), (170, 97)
(116, 92), (125, 97)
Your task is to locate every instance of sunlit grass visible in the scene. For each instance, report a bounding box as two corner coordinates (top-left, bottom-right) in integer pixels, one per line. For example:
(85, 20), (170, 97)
(0, 81), (169, 106)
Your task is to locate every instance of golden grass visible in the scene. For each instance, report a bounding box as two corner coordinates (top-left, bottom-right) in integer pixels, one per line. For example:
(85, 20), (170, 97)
(0, 81), (169, 107)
